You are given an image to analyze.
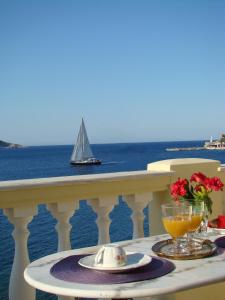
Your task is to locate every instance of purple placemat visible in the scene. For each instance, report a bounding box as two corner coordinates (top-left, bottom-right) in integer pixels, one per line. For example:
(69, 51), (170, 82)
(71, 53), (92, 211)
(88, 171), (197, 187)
(215, 236), (225, 248)
(50, 254), (175, 284)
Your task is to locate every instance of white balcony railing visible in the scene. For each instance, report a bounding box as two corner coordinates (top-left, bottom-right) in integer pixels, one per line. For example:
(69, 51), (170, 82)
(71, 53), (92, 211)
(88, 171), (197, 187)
(0, 158), (225, 300)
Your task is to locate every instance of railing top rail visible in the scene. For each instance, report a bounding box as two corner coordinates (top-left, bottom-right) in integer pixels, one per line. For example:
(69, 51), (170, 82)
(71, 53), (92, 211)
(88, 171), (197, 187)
(0, 170), (173, 191)
(2, 158), (223, 209)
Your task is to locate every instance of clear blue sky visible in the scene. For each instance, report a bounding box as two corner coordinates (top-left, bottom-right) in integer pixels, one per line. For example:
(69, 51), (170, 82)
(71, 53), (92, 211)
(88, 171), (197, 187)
(1, 0), (225, 146)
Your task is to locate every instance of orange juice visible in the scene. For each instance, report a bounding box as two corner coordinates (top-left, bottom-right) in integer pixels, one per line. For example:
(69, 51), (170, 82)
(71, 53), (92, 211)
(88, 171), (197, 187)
(163, 216), (190, 238)
(189, 215), (202, 232)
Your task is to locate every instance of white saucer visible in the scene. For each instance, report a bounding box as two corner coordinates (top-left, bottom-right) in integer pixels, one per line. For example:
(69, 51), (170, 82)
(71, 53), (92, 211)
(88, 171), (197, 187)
(78, 252), (152, 273)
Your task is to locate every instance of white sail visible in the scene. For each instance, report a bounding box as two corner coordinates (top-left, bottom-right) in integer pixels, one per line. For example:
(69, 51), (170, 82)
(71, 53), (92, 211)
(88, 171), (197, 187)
(71, 119), (94, 163)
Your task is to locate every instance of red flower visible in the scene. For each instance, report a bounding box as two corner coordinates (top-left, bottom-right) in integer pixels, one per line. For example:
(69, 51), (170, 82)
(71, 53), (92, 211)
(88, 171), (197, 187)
(170, 178), (188, 200)
(208, 177), (224, 191)
(191, 174), (223, 192)
(190, 172), (208, 184)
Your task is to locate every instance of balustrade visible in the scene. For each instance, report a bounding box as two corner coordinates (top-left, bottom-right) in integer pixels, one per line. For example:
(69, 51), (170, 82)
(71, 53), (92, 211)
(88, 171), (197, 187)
(0, 158), (225, 300)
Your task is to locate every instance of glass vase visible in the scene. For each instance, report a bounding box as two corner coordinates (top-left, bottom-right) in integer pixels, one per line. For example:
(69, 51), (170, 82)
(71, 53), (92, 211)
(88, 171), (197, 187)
(199, 202), (209, 237)
(187, 202), (204, 250)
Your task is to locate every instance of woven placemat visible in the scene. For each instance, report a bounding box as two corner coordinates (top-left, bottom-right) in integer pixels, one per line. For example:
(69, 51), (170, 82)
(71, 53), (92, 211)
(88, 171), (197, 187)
(215, 236), (225, 248)
(50, 254), (175, 284)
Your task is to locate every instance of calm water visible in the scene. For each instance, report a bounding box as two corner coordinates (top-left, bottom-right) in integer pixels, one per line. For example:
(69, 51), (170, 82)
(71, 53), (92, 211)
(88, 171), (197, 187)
(0, 141), (225, 299)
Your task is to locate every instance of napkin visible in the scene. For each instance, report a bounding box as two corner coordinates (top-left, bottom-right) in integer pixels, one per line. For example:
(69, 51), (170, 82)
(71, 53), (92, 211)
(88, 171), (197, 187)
(208, 215), (225, 228)
(217, 215), (225, 228)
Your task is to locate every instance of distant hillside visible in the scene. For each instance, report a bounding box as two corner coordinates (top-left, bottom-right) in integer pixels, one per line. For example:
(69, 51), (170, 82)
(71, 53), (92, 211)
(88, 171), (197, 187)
(0, 140), (23, 148)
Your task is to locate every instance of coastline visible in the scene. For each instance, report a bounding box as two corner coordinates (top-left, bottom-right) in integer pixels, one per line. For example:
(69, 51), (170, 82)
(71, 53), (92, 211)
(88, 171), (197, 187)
(0, 140), (23, 149)
(166, 147), (205, 151)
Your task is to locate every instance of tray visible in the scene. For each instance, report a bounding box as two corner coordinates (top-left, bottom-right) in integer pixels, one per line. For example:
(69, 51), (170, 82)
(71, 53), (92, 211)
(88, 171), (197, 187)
(152, 239), (217, 260)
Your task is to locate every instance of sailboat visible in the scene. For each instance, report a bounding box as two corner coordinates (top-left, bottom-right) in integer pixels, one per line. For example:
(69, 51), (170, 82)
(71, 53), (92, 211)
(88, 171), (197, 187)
(70, 119), (102, 166)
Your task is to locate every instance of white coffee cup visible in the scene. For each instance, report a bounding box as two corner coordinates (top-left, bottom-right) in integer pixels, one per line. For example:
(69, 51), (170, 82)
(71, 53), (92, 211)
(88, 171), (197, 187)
(94, 244), (127, 268)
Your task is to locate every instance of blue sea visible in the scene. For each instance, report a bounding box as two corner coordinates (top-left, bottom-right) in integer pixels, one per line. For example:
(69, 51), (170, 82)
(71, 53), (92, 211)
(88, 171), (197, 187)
(1, 141), (225, 300)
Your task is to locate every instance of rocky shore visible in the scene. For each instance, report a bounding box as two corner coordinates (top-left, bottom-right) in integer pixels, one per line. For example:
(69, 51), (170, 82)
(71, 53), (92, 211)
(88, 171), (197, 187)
(0, 140), (23, 148)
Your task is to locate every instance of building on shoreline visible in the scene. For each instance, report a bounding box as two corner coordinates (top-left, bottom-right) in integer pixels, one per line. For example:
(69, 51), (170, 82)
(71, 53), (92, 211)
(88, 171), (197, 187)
(204, 134), (225, 150)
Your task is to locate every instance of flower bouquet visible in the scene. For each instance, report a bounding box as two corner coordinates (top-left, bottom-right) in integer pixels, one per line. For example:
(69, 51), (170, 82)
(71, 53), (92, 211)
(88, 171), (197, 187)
(170, 172), (224, 214)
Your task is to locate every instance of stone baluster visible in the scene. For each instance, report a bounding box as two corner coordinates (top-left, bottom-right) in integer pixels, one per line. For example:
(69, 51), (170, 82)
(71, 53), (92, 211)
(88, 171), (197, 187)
(47, 200), (78, 252)
(4, 206), (36, 300)
(149, 190), (170, 236)
(89, 196), (117, 245)
(48, 201), (78, 300)
(124, 193), (150, 239)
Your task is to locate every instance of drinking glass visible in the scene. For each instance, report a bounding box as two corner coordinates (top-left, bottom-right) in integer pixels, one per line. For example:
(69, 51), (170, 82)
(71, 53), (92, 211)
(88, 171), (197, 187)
(161, 203), (191, 254)
(187, 202), (204, 250)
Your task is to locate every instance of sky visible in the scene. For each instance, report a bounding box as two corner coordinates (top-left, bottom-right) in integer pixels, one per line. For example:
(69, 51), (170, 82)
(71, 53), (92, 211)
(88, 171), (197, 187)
(1, 0), (225, 146)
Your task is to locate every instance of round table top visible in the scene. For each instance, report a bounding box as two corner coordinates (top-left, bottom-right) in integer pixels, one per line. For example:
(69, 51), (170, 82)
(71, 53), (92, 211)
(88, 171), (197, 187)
(24, 234), (225, 299)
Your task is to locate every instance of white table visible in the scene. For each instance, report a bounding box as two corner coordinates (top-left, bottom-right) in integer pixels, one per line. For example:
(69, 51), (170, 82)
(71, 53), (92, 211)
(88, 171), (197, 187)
(24, 233), (225, 299)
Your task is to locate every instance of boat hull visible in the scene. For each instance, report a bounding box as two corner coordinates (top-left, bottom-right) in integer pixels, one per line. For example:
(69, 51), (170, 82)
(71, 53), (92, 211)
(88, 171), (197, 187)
(70, 160), (102, 166)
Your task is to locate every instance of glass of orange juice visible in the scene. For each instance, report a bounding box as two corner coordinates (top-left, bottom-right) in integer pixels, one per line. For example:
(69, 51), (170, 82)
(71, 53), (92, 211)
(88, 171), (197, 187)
(162, 203), (191, 254)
